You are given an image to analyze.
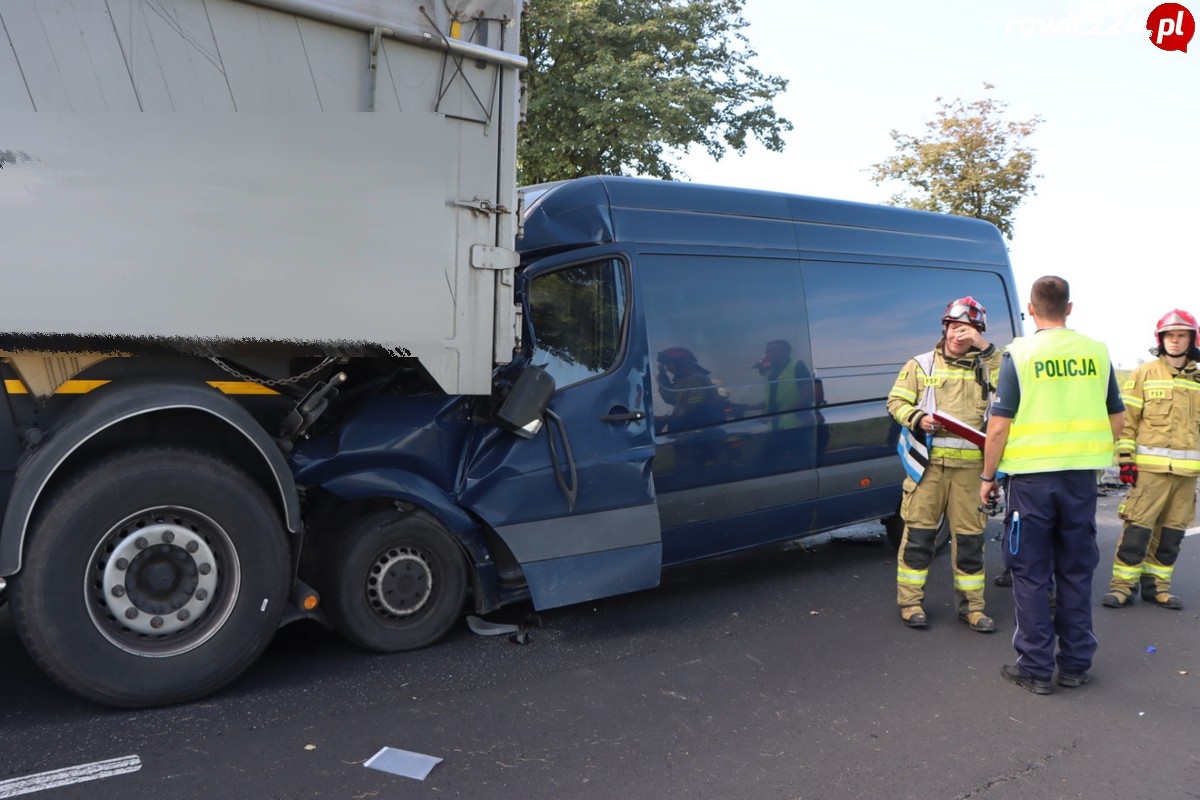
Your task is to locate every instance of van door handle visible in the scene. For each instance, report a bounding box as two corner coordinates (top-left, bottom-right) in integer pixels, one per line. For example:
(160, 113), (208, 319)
(601, 408), (645, 423)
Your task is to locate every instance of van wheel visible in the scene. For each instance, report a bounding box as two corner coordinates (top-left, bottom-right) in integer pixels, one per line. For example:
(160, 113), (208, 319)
(9, 447), (290, 708)
(883, 513), (951, 555)
(319, 509), (467, 653)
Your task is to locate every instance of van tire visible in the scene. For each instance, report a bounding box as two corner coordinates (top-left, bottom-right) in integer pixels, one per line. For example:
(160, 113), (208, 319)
(884, 513), (950, 556)
(9, 447), (290, 708)
(319, 509), (467, 653)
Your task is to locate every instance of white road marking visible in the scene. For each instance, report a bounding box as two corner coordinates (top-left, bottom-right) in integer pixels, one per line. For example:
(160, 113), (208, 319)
(1186, 526), (1199, 537)
(0, 756), (141, 798)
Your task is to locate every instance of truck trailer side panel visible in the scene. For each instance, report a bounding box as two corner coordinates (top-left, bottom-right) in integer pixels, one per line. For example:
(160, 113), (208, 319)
(0, 0), (523, 395)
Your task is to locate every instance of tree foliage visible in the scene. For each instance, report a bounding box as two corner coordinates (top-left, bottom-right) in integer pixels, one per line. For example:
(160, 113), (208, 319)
(869, 83), (1043, 240)
(518, 0), (791, 185)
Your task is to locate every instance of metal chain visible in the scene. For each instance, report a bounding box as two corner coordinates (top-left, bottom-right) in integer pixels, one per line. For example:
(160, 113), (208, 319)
(208, 356), (336, 388)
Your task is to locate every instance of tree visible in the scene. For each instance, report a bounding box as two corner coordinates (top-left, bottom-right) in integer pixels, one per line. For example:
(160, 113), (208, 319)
(869, 83), (1042, 240)
(518, 0), (791, 185)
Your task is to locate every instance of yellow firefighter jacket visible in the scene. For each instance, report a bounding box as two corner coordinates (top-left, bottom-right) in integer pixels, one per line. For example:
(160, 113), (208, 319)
(887, 344), (1002, 467)
(1116, 355), (1200, 476)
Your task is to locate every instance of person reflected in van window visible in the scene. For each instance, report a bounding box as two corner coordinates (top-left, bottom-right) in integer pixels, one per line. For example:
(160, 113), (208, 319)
(753, 339), (818, 463)
(655, 347), (725, 434)
(753, 339), (810, 418)
(887, 297), (1002, 633)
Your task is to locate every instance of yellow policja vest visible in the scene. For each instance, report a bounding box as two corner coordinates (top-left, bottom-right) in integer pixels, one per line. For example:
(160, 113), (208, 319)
(998, 328), (1115, 474)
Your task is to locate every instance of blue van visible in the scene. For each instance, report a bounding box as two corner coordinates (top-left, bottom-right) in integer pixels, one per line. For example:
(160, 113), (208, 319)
(0, 175), (1021, 707)
(484, 176), (1022, 610)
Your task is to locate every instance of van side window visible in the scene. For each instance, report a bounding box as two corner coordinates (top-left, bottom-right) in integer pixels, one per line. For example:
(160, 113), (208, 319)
(638, 254), (812, 429)
(528, 259), (627, 389)
(802, 263), (1015, 368)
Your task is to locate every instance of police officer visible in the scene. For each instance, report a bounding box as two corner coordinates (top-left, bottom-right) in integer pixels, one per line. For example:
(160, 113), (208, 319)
(888, 297), (1001, 631)
(1102, 309), (1200, 610)
(980, 276), (1124, 695)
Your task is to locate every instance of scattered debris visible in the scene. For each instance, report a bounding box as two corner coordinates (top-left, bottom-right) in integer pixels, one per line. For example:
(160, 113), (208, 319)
(1145, 645), (1157, 654)
(364, 747), (441, 781)
(466, 615), (520, 637)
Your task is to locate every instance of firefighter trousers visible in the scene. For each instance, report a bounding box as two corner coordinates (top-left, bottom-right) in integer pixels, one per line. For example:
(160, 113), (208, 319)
(896, 464), (988, 614)
(1111, 471), (1196, 597)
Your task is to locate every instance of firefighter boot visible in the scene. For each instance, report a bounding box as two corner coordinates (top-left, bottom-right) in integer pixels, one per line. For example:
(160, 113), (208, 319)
(1141, 576), (1183, 609)
(1104, 524), (1152, 608)
(1142, 528), (1185, 609)
(897, 526), (937, 628)
(958, 610), (995, 632)
(952, 533), (991, 632)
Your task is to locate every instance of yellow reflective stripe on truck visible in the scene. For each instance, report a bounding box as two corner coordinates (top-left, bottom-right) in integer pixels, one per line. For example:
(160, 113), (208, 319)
(4, 379), (111, 394)
(204, 381), (280, 396)
(4, 379), (278, 396)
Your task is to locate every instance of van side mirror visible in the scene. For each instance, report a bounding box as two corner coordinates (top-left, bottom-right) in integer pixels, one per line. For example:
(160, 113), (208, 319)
(496, 365), (556, 438)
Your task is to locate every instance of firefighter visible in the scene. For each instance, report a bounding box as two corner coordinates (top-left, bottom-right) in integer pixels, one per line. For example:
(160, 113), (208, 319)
(887, 297), (1002, 631)
(656, 347), (724, 432)
(1102, 309), (1200, 610)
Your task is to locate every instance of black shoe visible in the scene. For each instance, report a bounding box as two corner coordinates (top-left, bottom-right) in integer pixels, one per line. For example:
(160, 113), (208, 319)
(1056, 671), (1092, 689)
(1001, 664), (1051, 695)
(994, 570), (1013, 588)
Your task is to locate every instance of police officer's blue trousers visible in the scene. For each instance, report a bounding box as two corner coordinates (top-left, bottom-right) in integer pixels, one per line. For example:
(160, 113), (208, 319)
(1003, 471), (1100, 679)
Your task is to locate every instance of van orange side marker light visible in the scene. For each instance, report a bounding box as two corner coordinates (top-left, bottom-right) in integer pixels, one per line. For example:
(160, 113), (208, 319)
(859, 478), (872, 488)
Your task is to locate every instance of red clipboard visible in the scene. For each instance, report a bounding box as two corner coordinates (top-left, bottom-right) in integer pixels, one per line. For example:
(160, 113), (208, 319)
(932, 411), (986, 449)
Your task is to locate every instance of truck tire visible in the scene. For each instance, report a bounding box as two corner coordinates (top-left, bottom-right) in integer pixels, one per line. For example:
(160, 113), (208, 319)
(320, 509), (467, 653)
(884, 513), (951, 555)
(9, 447), (290, 708)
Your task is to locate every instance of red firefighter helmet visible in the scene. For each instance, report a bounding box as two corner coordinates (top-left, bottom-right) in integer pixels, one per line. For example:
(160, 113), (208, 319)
(659, 346), (698, 364)
(1154, 309), (1199, 348)
(1155, 309), (1198, 336)
(942, 296), (987, 332)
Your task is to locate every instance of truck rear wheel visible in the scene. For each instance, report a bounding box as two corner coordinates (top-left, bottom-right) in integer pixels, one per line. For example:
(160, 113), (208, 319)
(10, 447), (290, 708)
(319, 509), (467, 653)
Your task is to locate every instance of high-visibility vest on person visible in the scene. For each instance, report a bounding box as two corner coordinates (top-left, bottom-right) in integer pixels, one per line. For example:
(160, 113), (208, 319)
(998, 329), (1115, 475)
(769, 359), (809, 430)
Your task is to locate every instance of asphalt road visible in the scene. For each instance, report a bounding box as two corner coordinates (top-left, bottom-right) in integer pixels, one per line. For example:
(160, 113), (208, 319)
(1, 487), (1197, 800)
